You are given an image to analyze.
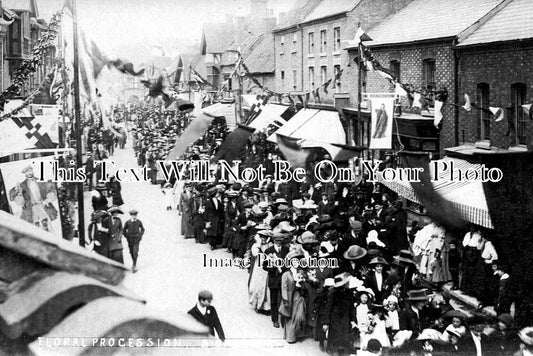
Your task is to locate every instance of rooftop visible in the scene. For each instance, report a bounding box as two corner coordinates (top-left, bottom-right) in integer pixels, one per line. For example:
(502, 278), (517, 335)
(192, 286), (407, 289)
(2, 0), (38, 16)
(273, 0), (322, 32)
(244, 34), (275, 74)
(367, 0), (504, 46)
(201, 22), (235, 54)
(458, 0), (533, 47)
(301, 0), (362, 24)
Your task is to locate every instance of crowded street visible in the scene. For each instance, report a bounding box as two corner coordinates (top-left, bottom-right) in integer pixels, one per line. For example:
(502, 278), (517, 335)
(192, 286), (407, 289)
(83, 140), (324, 355)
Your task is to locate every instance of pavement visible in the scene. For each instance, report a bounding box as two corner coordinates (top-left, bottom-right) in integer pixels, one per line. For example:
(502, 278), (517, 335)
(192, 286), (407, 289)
(81, 142), (325, 356)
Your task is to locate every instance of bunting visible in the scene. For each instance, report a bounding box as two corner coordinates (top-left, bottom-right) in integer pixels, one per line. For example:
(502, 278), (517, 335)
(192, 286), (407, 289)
(489, 107), (505, 122)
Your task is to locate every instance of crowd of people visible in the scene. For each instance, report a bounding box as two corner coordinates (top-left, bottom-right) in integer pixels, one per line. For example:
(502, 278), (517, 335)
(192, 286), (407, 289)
(82, 102), (531, 355)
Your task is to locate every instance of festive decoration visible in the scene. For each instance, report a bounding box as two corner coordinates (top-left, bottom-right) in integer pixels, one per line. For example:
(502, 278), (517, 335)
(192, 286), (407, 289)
(0, 9), (64, 113)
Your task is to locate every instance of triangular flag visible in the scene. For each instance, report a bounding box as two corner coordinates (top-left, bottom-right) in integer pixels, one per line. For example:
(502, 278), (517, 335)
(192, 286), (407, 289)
(489, 107), (504, 122)
(462, 94), (472, 112)
(434, 100), (444, 127)
(522, 104), (533, 120)
(346, 26), (373, 48)
(323, 78), (332, 94)
(395, 83), (408, 96)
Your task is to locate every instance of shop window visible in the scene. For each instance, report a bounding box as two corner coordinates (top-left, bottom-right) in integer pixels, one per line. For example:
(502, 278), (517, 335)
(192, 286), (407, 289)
(477, 83), (490, 140)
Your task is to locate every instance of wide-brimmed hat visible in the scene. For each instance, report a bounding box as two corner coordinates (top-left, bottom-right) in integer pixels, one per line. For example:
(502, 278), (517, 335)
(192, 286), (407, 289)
(519, 327), (533, 346)
(443, 310), (468, 320)
(254, 224), (271, 231)
(91, 210), (108, 221)
(416, 328), (443, 341)
(296, 231), (318, 245)
(108, 206), (123, 214)
(446, 329), (464, 339)
(324, 278), (335, 287)
(242, 201), (254, 208)
(318, 214), (333, 223)
(272, 232), (285, 242)
(355, 286), (375, 299)
(394, 250), (416, 265)
(367, 248), (384, 259)
(258, 201), (269, 209)
(333, 272), (351, 288)
(257, 229), (273, 237)
(368, 257), (389, 267)
(343, 245), (367, 260)
(406, 289), (432, 301)
(276, 221), (296, 233)
(274, 198), (288, 205)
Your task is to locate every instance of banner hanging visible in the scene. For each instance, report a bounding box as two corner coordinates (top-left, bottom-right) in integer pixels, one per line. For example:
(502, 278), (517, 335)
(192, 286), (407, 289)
(369, 97), (394, 149)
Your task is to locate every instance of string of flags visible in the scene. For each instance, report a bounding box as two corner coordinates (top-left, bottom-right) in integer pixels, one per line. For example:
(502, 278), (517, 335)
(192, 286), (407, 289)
(352, 26), (533, 129)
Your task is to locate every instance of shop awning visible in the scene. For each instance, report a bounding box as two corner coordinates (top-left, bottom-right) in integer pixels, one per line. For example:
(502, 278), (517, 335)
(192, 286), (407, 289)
(380, 157), (493, 229)
(202, 102), (236, 130)
(267, 108), (349, 159)
(248, 104), (288, 131)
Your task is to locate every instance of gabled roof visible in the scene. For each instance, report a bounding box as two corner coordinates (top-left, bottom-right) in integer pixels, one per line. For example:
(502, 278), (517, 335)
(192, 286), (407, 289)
(367, 0), (504, 46)
(202, 22), (234, 54)
(458, 0), (533, 47)
(244, 34), (275, 74)
(301, 0), (362, 24)
(273, 0), (322, 32)
(3, 0), (38, 17)
(181, 54), (207, 80)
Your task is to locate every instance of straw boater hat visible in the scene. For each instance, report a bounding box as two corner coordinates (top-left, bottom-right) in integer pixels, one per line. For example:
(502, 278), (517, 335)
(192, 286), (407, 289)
(355, 286), (375, 299)
(276, 221), (296, 233)
(348, 276), (364, 290)
(274, 198), (288, 205)
(416, 328), (443, 341)
(443, 310), (468, 320)
(108, 206), (123, 214)
(257, 229), (273, 238)
(343, 245), (367, 260)
(332, 272), (351, 288)
(324, 278), (335, 287)
(394, 250), (416, 265)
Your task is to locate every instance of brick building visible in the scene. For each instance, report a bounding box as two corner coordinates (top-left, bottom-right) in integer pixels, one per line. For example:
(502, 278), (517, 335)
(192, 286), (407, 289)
(450, 0), (533, 156)
(345, 0), (508, 157)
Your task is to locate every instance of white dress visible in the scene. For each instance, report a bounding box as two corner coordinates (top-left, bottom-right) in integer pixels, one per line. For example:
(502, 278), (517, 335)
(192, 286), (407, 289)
(248, 244), (270, 311)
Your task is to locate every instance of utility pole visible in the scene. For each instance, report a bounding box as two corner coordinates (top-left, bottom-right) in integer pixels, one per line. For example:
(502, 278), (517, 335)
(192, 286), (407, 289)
(71, 0), (85, 247)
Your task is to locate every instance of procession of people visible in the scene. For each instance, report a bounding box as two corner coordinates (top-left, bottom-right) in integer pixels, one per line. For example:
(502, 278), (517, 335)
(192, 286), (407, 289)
(78, 102), (532, 356)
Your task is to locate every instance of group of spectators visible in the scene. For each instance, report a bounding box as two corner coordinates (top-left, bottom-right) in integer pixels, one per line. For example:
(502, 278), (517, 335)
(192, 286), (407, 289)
(123, 103), (531, 355)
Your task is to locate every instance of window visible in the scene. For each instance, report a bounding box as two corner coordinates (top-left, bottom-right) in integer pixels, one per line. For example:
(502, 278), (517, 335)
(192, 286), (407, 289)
(423, 59), (436, 91)
(320, 66), (327, 86)
(9, 18), (21, 54)
(292, 70), (297, 90)
(280, 36), (285, 53)
(511, 83), (527, 145)
(354, 119), (370, 147)
(22, 13), (30, 39)
(333, 27), (341, 52)
(334, 65), (341, 90)
(390, 60), (400, 81)
(320, 30), (327, 53)
(292, 33), (298, 52)
(308, 67), (315, 89)
(280, 70), (285, 89)
(477, 83), (490, 140)
(308, 32), (314, 54)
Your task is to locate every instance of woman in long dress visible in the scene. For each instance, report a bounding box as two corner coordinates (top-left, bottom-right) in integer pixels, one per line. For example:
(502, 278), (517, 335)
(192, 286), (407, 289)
(279, 267), (307, 343)
(178, 184), (194, 238)
(248, 233), (271, 312)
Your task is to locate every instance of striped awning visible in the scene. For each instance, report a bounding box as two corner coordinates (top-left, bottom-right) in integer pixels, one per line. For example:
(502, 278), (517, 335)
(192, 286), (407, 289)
(380, 157), (494, 229)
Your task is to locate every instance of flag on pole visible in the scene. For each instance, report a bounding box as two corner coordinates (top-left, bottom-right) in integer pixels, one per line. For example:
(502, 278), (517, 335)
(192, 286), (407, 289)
(395, 83), (408, 96)
(323, 79), (332, 94)
(462, 93), (472, 112)
(489, 107), (505, 122)
(346, 26), (372, 48)
(434, 100), (444, 127)
(522, 104), (532, 120)
(110, 59), (145, 77)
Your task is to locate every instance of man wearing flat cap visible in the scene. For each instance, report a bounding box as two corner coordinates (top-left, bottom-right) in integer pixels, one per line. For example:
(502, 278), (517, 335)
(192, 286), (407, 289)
(188, 290), (225, 342)
(263, 233), (289, 329)
(123, 209), (145, 272)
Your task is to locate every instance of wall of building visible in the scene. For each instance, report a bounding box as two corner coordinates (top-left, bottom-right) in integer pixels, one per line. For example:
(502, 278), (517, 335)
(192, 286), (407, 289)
(273, 27), (302, 93)
(346, 41), (457, 152)
(458, 43), (533, 150)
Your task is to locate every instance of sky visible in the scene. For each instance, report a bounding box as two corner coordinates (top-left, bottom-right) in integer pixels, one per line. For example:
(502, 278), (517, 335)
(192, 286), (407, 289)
(38, 0), (296, 60)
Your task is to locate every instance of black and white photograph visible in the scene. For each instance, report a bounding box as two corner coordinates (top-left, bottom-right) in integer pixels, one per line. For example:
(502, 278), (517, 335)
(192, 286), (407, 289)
(0, 0), (531, 355)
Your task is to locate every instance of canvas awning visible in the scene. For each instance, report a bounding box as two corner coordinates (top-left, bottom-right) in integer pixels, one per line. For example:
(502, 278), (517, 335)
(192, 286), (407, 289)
(380, 157), (493, 229)
(166, 113), (215, 159)
(267, 108), (348, 159)
(202, 102), (237, 130)
(248, 104), (288, 131)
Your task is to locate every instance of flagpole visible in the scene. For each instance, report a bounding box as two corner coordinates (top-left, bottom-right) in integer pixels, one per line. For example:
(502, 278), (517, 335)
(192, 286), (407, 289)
(358, 40), (363, 158)
(71, 0), (86, 248)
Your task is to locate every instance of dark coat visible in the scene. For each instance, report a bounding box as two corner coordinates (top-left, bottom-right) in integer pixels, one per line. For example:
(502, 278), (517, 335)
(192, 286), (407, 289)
(188, 305), (225, 341)
(109, 216), (124, 251)
(399, 305), (421, 338)
(263, 245), (289, 289)
(123, 219), (145, 241)
(365, 270), (389, 304)
(204, 197), (224, 237)
(324, 287), (356, 349)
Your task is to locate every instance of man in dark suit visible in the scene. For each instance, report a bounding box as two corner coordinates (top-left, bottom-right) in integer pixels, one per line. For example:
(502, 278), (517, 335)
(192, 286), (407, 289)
(204, 188), (224, 250)
(263, 233), (289, 328)
(340, 215), (367, 252)
(399, 289), (431, 339)
(188, 290), (225, 341)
